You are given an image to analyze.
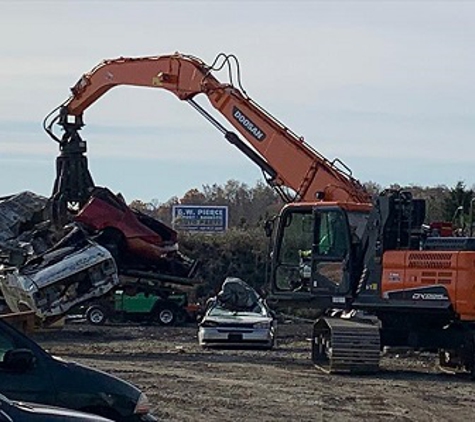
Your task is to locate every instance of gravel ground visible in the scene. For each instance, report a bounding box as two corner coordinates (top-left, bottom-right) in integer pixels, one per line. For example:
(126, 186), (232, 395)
(32, 322), (475, 422)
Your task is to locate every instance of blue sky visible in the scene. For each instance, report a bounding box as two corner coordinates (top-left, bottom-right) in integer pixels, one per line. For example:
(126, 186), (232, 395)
(1, 1), (474, 204)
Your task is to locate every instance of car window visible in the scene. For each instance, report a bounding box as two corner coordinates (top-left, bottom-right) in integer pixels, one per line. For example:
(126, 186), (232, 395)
(0, 331), (15, 362)
(208, 303), (268, 317)
(207, 306), (232, 317)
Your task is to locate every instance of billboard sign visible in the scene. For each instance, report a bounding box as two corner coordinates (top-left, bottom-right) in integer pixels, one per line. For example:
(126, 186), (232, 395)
(172, 205), (228, 233)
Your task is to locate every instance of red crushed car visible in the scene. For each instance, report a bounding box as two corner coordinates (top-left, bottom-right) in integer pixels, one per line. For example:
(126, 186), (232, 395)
(74, 187), (197, 278)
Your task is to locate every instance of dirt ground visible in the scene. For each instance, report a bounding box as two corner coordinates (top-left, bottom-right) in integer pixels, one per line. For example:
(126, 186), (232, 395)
(32, 321), (475, 422)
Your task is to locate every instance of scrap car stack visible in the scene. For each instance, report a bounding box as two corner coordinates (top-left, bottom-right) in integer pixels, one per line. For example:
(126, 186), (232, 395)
(0, 188), (199, 326)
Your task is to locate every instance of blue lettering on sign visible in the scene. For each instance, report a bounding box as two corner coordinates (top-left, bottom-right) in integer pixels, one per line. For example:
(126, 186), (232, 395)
(172, 206), (228, 232)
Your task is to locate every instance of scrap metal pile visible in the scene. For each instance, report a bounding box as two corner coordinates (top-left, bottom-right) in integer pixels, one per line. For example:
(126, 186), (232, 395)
(0, 188), (198, 325)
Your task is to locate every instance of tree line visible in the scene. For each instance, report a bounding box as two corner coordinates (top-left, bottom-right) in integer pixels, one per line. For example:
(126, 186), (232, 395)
(130, 179), (475, 297)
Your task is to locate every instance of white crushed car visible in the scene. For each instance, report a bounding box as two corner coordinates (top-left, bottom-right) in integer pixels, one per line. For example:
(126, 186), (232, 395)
(0, 227), (119, 323)
(198, 278), (276, 349)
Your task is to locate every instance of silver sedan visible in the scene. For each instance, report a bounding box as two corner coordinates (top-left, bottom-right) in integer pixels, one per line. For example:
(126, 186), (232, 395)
(198, 301), (276, 349)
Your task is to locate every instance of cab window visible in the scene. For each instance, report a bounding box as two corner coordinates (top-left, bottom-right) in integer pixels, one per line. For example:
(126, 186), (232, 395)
(317, 210), (349, 258)
(278, 212), (313, 265)
(274, 211), (314, 291)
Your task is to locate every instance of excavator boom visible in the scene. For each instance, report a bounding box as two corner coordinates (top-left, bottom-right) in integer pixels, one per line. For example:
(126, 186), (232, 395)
(50, 53), (370, 204)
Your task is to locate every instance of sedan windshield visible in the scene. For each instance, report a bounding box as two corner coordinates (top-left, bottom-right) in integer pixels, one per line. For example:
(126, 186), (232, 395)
(208, 302), (268, 317)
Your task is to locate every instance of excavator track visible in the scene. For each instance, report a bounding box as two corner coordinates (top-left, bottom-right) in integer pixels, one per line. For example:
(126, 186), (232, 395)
(311, 317), (381, 374)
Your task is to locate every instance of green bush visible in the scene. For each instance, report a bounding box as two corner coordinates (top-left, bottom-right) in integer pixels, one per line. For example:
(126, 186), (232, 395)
(179, 228), (269, 299)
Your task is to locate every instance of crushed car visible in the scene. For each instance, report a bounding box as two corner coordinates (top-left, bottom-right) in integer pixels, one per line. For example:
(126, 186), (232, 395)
(74, 187), (197, 279)
(0, 191), (49, 266)
(0, 191), (47, 243)
(0, 188), (198, 326)
(198, 277), (276, 349)
(0, 226), (119, 324)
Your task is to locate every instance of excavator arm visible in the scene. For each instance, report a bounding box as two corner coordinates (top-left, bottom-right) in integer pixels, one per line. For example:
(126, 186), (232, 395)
(45, 52), (370, 213)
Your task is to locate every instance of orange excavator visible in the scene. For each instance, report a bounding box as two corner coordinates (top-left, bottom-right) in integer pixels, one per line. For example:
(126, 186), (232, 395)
(44, 53), (475, 376)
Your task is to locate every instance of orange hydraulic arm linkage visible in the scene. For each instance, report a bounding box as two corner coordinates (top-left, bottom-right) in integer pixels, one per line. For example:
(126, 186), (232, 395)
(45, 52), (370, 204)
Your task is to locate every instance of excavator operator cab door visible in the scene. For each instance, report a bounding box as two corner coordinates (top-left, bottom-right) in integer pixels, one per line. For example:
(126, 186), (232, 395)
(271, 207), (315, 296)
(270, 205), (359, 307)
(310, 207), (354, 299)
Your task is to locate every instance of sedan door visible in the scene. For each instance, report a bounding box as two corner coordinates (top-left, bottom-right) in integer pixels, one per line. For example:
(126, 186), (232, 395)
(0, 324), (55, 404)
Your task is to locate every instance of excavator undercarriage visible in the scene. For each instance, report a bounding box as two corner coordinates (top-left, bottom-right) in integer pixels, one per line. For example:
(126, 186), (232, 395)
(312, 317), (381, 373)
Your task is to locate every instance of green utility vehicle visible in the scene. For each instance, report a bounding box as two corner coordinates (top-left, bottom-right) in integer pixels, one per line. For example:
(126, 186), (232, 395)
(84, 289), (200, 326)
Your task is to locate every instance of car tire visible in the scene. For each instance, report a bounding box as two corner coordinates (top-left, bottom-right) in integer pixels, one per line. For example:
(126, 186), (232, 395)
(86, 305), (108, 325)
(156, 304), (177, 326)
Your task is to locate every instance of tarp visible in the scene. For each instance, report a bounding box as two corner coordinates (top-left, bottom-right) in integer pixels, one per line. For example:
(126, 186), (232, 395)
(216, 277), (260, 311)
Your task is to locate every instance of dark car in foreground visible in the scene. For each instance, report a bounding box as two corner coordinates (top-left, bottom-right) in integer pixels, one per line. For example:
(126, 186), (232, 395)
(0, 393), (113, 421)
(0, 319), (156, 421)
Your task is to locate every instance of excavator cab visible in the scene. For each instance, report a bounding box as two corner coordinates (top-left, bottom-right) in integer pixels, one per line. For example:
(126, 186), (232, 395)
(269, 202), (370, 308)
